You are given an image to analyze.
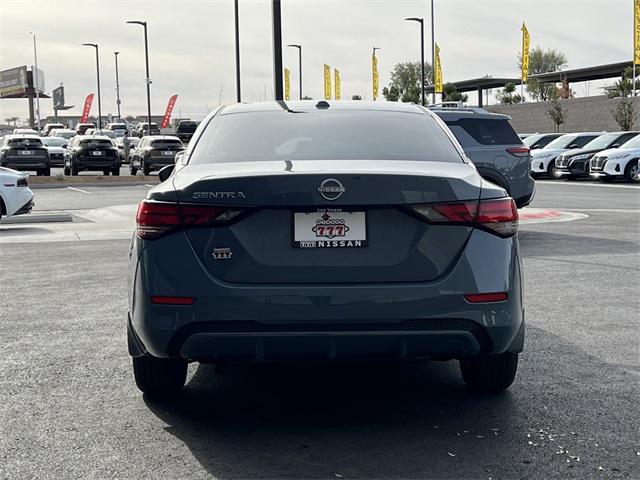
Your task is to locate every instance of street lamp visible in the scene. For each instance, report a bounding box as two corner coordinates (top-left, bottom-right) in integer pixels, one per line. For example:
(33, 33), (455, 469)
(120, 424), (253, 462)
(81, 43), (102, 129)
(30, 33), (41, 133)
(405, 17), (425, 106)
(430, 0), (435, 104)
(234, 0), (241, 102)
(127, 20), (152, 136)
(286, 44), (302, 99)
(114, 51), (121, 120)
(272, 0), (284, 101)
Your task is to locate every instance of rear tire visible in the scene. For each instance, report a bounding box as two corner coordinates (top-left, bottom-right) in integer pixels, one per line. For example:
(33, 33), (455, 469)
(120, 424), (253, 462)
(546, 160), (556, 178)
(63, 166), (71, 176)
(43, 168), (51, 176)
(624, 160), (639, 183)
(460, 352), (518, 393)
(133, 355), (187, 399)
(71, 164), (79, 176)
(103, 169), (111, 176)
(111, 167), (120, 176)
(142, 162), (151, 176)
(130, 166), (138, 176)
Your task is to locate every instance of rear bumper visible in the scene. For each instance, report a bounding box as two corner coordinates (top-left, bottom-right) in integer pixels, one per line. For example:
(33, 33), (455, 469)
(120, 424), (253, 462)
(74, 159), (119, 170)
(1, 160), (49, 171)
(14, 198), (34, 215)
(129, 229), (525, 361)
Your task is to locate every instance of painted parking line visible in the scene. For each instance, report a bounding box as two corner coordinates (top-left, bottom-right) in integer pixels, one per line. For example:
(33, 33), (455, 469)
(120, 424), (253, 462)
(67, 186), (91, 194)
(535, 180), (639, 189)
(145, 184), (154, 188)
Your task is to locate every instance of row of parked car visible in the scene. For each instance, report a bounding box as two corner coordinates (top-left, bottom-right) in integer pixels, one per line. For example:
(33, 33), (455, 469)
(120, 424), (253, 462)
(523, 131), (640, 183)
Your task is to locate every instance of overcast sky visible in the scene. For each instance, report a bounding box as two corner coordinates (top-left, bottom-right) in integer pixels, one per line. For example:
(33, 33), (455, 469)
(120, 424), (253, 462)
(0, 0), (634, 122)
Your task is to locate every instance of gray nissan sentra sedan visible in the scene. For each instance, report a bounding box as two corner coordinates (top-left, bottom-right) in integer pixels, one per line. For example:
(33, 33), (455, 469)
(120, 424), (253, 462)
(128, 100), (524, 398)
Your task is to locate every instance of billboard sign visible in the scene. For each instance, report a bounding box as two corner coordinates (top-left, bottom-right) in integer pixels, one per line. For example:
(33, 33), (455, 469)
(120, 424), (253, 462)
(53, 86), (65, 109)
(0, 65), (28, 97)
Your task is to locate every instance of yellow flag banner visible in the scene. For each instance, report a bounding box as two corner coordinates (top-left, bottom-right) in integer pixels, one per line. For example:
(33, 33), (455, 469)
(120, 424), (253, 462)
(521, 22), (530, 82)
(372, 54), (379, 99)
(323, 64), (331, 100)
(334, 69), (341, 100)
(635, 0), (640, 65)
(284, 68), (291, 100)
(434, 43), (443, 94)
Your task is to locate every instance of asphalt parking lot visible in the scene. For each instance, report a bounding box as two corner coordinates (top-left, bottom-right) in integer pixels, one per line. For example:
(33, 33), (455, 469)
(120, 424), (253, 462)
(0, 181), (638, 479)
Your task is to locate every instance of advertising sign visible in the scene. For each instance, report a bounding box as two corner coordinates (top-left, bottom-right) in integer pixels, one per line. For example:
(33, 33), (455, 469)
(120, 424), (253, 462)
(161, 95), (178, 128)
(53, 86), (65, 109)
(0, 66), (28, 97)
(80, 94), (94, 123)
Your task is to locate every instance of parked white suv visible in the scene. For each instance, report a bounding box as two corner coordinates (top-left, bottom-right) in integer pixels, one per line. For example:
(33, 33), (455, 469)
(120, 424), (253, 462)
(590, 134), (640, 182)
(530, 132), (602, 178)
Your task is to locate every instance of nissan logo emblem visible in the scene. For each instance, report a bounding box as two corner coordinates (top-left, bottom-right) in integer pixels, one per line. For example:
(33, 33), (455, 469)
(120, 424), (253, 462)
(317, 178), (345, 201)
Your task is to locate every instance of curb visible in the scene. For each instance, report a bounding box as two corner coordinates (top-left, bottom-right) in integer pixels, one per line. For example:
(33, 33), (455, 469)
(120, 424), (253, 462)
(1, 212), (73, 224)
(30, 181), (157, 190)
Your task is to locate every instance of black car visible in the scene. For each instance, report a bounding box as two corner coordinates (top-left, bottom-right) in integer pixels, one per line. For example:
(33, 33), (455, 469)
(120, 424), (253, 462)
(175, 120), (198, 142)
(64, 135), (120, 176)
(0, 135), (51, 176)
(555, 131), (640, 179)
(129, 135), (184, 175)
(135, 122), (160, 138)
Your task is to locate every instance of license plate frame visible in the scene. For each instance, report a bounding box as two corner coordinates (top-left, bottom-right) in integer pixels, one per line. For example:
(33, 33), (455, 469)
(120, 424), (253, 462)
(91, 150), (103, 156)
(292, 209), (368, 249)
(162, 150), (174, 156)
(19, 150), (33, 156)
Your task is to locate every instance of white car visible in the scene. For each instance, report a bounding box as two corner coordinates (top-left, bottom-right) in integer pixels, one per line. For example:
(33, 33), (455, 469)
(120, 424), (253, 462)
(530, 132), (602, 178)
(49, 129), (77, 140)
(590, 134), (640, 182)
(0, 167), (34, 222)
(12, 128), (39, 136)
(41, 137), (69, 168)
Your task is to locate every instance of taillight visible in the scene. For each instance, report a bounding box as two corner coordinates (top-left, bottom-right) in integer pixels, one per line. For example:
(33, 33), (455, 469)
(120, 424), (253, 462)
(136, 201), (244, 240)
(464, 292), (508, 303)
(17, 178), (28, 187)
(410, 197), (518, 238)
(507, 147), (530, 157)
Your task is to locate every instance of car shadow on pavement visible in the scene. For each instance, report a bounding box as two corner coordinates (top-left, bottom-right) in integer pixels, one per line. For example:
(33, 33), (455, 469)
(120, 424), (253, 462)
(519, 230), (637, 259)
(143, 325), (639, 479)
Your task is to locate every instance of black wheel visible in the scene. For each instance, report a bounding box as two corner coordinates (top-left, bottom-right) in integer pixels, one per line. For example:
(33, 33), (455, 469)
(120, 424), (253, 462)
(143, 162), (151, 176)
(624, 160), (640, 183)
(130, 166), (138, 176)
(103, 169), (111, 176)
(132, 355), (187, 399)
(460, 352), (518, 393)
(546, 160), (556, 178)
(63, 166), (71, 176)
(71, 165), (79, 176)
(43, 168), (51, 176)
(112, 167), (120, 176)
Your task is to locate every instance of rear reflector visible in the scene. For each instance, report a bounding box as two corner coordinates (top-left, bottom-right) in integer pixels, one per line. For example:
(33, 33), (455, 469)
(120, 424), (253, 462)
(151, 296), (196, 305)
(507, 147), (530, 157)
(411, 197), (518, 237)
(136, 201), (245, 240)
(464, 292), (508, 303)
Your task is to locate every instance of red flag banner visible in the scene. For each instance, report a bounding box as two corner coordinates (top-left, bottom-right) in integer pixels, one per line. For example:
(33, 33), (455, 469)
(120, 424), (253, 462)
(80, 94), (94, 123)
(161, 94), (178, 129)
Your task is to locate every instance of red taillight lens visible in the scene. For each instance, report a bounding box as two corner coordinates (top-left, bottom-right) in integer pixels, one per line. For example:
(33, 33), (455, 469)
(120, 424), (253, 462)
(410, 197), (518, 238)
(136, 201), (244, 240)
(507, 147), (530, 157)
(151, 296), (196, 305)
(464, 292), (508, 303)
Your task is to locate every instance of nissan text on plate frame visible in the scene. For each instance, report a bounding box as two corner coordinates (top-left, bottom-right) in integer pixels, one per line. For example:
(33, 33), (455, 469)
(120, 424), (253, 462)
(128, 101), (524, 399)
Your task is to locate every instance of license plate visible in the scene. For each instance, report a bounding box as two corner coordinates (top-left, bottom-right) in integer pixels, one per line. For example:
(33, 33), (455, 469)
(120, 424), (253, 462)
(293, 209), (367, 248)
(162, 151), (174, 156)
(91, 150), (103, 156)
(20, 150), (33, 155)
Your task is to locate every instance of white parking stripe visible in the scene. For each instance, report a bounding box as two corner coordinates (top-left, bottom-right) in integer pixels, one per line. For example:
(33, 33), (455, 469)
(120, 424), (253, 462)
(67, 186), (91, 194)
(144, 184), (154, 188)
(535, 180), (639, 190)
(558, 208), (640, 213)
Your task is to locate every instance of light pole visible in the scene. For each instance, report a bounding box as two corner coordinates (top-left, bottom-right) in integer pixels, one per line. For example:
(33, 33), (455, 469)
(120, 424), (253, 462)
(127, 20), (152, 136)
(31, 33), (41, 132)
(286, 44), (302, 99)
(82, 43), (102, 129)
(372, 47), (381, 100)
(234, 0), (241, 102)
(114, 51), (121, 120)
(405, 17), (425, 106)
(272, 0), (283, 101)
(430, 0), (435, 104)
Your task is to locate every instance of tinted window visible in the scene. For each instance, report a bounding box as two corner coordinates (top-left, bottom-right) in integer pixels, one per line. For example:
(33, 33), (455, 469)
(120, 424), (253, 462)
(524, 133), (560, 148)
(79, 139), (113, 148)
(8, 138), (43, 148)
(620, 135), (640, 148)
(190, 110), (463, 164)
(582, 133), (638, 150)
(150, 140), (183, 149)
(178, 121), (198, 133)
(42, 138), (67, 147)
(613, 132), (639, 146)
(444, 118), (521, 146)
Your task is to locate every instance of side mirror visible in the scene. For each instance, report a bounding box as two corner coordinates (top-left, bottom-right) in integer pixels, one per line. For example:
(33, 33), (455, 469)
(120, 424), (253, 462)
(568, 144), (579, 148)
(174, 151), (185, 166)
(158, 165), (174, 182)
(531, 144), (541, 149)
(611, 143), (620, 148)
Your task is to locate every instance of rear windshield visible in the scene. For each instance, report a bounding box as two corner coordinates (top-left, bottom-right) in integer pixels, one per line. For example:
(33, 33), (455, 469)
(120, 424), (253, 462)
(150, 140), (183, 149)
(8, 138), (43, 148)
(178, 122), (198, 132)
(545, 134), (599, 150)
(109, 124), (127, 130)
(444, 118), (521, 146)
(42, 138), (67, 147)
(190, 110), (463, 164)
(79, 139), (113, 148)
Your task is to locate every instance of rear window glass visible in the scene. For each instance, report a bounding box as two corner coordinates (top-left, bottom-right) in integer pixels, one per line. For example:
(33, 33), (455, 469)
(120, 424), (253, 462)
(190, 110), (463, 164)
(42, 138), (67, 147)
(8, 138), (43, 148)
(150, 140), (183, 149)
(80, 139), (113, 148)
(445, 118), (521, 146)
(178, 122), (198, 132)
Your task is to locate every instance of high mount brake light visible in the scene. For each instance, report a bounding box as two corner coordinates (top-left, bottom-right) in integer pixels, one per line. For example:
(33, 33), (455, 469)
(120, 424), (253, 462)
(136, 201), (244, 240)
(411, 198), (518, 237)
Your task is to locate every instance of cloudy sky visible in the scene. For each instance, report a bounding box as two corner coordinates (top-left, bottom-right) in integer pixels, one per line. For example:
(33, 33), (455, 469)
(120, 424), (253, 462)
(0, 0), (634, 122)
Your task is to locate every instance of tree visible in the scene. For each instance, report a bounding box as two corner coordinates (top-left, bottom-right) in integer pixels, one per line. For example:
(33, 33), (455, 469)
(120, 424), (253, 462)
(5, 116), (19, 126)
(518, 47), (568, 101)
(546, 98), (566, 132)
(607, 67), (640, 99)
(612, 99), (637, 131)
(496, 83), (524, 105)
(442, 83), (468, 103)
(382, 61), (432, 104)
